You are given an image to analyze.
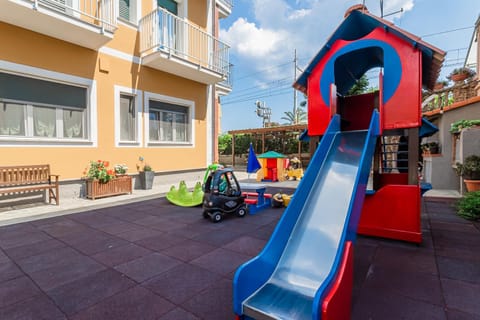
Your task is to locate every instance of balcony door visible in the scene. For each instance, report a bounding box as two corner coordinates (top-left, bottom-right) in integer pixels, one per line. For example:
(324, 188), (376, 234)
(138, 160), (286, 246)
(157, 0), (184, 56)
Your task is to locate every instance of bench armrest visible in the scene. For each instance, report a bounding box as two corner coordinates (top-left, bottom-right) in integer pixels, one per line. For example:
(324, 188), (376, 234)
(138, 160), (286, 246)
(49, 175), (60, 185)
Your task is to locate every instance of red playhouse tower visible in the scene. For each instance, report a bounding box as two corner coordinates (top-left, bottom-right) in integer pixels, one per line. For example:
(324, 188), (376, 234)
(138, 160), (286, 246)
(295, 5), (445, 244)
(233, 5), (445, 320)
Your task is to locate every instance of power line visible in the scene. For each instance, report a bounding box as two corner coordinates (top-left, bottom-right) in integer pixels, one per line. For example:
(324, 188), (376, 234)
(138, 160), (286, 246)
(421, 26), (474, 38)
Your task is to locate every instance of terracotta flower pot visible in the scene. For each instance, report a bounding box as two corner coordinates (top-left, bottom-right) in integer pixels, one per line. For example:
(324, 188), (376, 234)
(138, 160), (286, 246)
(450, 73), (468, 83)
(464, 179), (480, 192)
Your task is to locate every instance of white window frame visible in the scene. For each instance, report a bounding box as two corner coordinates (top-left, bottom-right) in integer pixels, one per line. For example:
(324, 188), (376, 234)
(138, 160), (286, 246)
(144, 91), (194, 147)
(114, 85), (142, 147)
(154, 0), (186, 17)
(0, 60), (97, 147)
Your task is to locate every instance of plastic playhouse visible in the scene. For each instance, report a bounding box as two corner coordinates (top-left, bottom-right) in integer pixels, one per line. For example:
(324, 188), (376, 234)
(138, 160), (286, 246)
(233, 5), (445, 320)
(255, 151), (287, 182)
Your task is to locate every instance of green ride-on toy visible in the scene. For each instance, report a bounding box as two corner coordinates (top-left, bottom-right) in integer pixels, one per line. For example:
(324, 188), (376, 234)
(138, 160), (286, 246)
(202, 168), (247, 223)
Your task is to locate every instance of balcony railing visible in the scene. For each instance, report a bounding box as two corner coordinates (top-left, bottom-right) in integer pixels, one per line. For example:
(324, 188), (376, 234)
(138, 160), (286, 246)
(33, 0), (116, 32)
(139, 7), (230, 80)
(1, 0), (117, 49)
(422, 79), (479, 114)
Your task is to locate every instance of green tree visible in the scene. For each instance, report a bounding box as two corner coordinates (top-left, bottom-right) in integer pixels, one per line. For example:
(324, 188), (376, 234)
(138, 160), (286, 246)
(347, 74), (369, 96)
(218, 133), (231, 154)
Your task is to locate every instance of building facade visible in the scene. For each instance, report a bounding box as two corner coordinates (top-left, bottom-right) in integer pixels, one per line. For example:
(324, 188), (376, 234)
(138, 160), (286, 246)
(0, 0), (232, 180)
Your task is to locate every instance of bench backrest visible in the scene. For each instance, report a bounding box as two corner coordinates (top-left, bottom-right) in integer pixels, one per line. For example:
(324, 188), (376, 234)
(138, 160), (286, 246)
(0, 165), (51, 187)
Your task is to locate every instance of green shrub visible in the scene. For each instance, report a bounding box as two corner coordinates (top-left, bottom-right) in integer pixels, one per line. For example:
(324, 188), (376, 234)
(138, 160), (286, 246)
(457, 191), (480, 220)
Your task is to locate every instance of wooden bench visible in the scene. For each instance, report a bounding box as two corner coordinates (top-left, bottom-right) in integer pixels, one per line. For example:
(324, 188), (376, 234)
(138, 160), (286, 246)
(0, 165), (60, 205)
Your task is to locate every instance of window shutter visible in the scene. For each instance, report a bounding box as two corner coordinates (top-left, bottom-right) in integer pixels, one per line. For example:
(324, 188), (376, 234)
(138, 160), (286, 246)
(157, 0), (177, 15)
(119, 0), (130, 20)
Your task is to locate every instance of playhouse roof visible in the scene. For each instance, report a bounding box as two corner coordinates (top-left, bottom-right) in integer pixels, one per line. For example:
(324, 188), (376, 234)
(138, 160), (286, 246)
(293, 6), (445, 93)
(258, 151), (287, 159)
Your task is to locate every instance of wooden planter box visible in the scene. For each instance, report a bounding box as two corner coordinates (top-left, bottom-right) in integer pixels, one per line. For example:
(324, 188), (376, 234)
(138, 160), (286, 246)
(85, 175), (132, 200)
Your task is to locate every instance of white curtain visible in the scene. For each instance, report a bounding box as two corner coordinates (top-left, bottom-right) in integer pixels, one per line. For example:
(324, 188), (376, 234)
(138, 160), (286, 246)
(0, 103), (25, 136)
(63, 109), (83, 138)
(33, 106), (56, 137)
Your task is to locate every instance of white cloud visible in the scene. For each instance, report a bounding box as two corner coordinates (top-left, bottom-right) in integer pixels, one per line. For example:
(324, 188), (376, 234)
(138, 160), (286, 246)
(220, 0), (416, 81)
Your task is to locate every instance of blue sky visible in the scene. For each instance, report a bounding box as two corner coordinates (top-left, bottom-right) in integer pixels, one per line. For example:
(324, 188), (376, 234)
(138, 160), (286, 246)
(218, 0), (480, 132)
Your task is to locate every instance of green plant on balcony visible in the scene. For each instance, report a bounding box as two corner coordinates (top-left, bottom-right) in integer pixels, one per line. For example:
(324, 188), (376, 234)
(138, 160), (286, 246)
(449, 119), (480, 133)
(447, 67), (476, 82)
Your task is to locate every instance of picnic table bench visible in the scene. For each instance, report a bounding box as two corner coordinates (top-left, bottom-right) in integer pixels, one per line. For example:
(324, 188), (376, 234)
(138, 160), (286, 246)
(0, 164), (59, 205)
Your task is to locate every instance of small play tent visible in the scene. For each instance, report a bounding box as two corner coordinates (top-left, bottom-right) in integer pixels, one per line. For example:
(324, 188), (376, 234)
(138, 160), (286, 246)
(256, 151), (287, 182)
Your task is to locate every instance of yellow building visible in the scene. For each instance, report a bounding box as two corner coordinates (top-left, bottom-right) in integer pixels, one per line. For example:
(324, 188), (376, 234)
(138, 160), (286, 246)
(0, 0), (232, 183)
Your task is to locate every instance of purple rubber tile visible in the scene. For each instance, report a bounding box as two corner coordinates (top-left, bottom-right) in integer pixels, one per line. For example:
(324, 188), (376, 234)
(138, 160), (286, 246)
(70, 286), (174, 320)
(149, 220), (189, 232)
(68, 234), (130, 255)
(351, 288), (447, 320)
(192, 228), (243, 247)
(222, 235), (266, 256)
(90, 220), (143, 235)
(182, 278), (235, 320)
(442, 278), (480, 316)
(0, 249), (9, 263)
(446, 309), (480, 320)
(373, 246), (438, 275)
(47, 269), (136, 316)
(16, 246), (82, 274)
(69, 212), (123, 227)
(0, 260), (23, 283)
(158, 307), (200, 320)
(166, 223), (218, 239)
(0, 294), (66, 320)
(0, 229), (52, 250)
(134, 233), (188, 252)
(92, 243), (152, 267)
(28, 255), (106, 291)
(144, 263), (221, 304)
(37, 219), (92, 238)
(114, 252), (182, 283)
(437, 256), (480, 284)
(0, 276), (41, 308)
(360, 265), (444, 305)
(115, 226), (164, 242)
(190, 247), (250, 276)
(4, 238), (66, 260)
(160, 239), (216, 262)
(246, 223), (277, 240)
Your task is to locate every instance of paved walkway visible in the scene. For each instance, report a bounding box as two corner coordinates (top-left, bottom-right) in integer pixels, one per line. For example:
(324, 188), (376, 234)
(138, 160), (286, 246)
(0, 179), (479, 319)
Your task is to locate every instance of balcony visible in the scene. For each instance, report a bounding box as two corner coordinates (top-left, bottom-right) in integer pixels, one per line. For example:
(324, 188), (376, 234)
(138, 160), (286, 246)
(217, 0), (233, 19)
(422, 79), (479, 115)
(139, 7), (230, 85)
(0, 0), (117, 50)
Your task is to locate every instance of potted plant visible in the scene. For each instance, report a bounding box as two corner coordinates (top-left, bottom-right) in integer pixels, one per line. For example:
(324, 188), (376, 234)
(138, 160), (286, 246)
(434, 80), (449, 91)
(114, 164), (128, 176)
(137, 156), (154, 190)
(456, 190), (480, 220)
(447, 67), (476, 83)
(83, 160), (132, 199)
(455, 155), (480, 192)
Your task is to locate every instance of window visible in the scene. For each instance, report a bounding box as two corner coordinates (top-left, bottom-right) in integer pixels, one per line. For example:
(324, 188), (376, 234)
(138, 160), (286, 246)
(119, 0), (137, 23)
(0, 72), (87, 140)
(120, 95), (136, 141)
(114, 86), (141, 147)
(147, 99), (192, 144)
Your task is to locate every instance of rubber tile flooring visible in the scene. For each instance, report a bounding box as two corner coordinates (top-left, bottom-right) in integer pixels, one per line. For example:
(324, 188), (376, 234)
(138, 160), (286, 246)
(0, 191), (479, 319)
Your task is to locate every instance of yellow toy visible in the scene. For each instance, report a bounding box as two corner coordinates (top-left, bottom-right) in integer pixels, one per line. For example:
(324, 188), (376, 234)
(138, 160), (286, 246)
(285, 157), (303, 181)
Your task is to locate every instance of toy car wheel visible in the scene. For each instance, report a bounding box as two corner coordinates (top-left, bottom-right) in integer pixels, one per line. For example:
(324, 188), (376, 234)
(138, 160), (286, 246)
(236, 205), (247, 217)
(211, 212), (222, 223)
(203, 211), (209, 219)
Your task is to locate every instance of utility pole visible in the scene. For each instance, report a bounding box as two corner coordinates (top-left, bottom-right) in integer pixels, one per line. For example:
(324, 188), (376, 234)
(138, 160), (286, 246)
(293, 49), (298, 124)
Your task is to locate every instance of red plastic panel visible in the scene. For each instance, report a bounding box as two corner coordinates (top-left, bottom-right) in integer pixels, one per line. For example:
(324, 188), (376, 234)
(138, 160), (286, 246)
(321, 241), (353, 320)
(307, 27), (422, 136)
(358, 185), (421, 243)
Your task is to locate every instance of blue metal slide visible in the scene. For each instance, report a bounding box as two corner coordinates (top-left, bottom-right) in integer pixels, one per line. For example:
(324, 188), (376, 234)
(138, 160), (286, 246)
(233, 111), (380, 319)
